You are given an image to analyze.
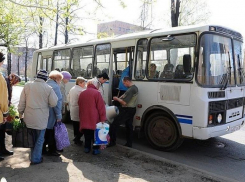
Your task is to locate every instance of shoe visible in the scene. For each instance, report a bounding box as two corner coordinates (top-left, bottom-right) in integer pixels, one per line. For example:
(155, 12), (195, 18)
(84, 148), (90, 153)
(124, 143), (132, 148)
(92, 149), (101, 155)
(0, 156), (4, 161)
(47, 151), (60, 156)
(74, 140), (83, 146)
(30, 157), (43, 165)
(1, 150), (14, 156)
(56, 149), (63, 152)
(107, 142), (116, 148)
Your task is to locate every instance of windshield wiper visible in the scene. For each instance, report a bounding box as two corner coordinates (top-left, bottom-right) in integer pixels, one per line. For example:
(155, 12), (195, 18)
(237, 54), (244, 83)
(220, 52), (231, 90)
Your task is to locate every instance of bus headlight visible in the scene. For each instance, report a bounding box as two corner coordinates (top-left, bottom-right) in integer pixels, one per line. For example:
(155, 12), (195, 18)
(217, 113), (222, 123)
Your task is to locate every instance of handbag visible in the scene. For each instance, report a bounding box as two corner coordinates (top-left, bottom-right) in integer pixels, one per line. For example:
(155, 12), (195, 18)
(54, 122), (70, 150)
(12, 119), (35, 148)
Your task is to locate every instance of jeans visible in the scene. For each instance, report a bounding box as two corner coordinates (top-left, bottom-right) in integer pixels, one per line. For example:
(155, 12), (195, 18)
(30, 129), (46, 163)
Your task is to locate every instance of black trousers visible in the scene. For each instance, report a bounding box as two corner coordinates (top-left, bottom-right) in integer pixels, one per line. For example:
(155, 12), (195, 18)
(72, 121), (83, 141)
(109, 107), (136, 146)
(43, 129), (56, 152)
(83, 129), (99, 150)
(0, 124), (6, 153)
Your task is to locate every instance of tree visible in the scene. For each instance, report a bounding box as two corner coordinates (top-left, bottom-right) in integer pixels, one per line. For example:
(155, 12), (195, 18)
(139, 0), (154, 30)
(170, 0), (210, 27)
(0, 1), (25, 74)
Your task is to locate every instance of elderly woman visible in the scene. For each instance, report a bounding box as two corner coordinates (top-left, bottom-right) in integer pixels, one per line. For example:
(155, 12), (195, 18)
(5, 73), (21, 106)
(67, 77), (87, 145)
(0, 52), (8, 161)
(60, 71), (72, 115)
(78, 80), (106, 155)
(43, 70), (63, 156)
(18, 70), (58, 165)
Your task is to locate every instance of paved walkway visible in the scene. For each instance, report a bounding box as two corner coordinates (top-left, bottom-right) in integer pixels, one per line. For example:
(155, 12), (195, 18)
(0, 126), (233, 182)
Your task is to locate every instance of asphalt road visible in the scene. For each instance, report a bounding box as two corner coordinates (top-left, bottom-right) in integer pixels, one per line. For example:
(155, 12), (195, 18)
(12, 86), (245, 182)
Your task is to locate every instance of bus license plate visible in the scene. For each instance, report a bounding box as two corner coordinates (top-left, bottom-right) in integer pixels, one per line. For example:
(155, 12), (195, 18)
(230, 125), (240, 132)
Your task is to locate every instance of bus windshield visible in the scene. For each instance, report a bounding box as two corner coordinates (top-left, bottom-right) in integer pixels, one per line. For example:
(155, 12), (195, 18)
(197, 33), (235, 87)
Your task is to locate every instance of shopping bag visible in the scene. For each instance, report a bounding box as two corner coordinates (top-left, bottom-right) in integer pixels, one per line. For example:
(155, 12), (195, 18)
(94, 122), (110, 146)
(54, 122), (70, 150)
(12, 119), (35, 148)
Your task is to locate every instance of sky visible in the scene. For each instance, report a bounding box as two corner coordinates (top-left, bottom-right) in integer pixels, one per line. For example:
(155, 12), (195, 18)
(79, 0), (245, 43)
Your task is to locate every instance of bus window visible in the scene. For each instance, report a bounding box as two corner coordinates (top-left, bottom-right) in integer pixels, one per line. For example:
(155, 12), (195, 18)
(43, 58), (47, 71)
(94, 44), (111, 76)
(53, 49), (70, 72)
(72, 46), (94, 79)
(36, 53), (42, 73)
(135, 39), (148, 80)
(149, 34), (196, 80)
(47, 58), (52, 73)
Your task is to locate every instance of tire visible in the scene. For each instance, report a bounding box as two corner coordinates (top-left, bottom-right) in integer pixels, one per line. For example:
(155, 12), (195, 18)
(145, 112), (183, 151)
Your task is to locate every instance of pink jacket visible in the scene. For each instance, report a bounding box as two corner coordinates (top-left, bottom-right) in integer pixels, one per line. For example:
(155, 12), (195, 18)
(78, 84), (106, 131)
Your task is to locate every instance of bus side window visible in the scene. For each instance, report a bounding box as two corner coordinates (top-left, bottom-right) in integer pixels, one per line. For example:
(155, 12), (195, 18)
(94, 44), (111, 77)
(135, 39), (147, 80)
(36, 53), (42, 73)
(53, 49), (70, 72)
(72, 46), (94, 79)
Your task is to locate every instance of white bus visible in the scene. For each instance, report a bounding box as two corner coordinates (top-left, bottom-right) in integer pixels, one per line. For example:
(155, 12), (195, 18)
(31, 24), (245, 151)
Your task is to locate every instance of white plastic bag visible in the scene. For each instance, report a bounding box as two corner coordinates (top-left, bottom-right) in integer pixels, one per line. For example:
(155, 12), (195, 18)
(94, 122), (110, 146)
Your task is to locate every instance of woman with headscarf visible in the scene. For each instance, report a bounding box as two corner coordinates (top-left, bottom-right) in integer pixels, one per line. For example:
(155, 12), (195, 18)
(5, 73), (21, 106)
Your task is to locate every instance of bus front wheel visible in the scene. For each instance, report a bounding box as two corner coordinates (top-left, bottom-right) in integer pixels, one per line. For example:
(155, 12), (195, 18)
(145, 113), (183, 151)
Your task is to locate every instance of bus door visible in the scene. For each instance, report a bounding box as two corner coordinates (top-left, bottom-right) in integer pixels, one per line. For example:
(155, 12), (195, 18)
(110, 47), (134, 103)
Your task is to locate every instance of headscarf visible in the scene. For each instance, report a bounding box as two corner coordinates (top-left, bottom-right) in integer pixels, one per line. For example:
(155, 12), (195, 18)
(8, 73), (21, 86)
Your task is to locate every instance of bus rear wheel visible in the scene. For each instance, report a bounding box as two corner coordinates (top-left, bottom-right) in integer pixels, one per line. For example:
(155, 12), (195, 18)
(145, 112), (183, 151)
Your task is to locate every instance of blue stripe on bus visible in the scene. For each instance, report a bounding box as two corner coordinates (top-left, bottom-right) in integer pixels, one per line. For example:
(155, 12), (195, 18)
(177, 118), (193, 124)
(175, 114), (193, 119)
(69, 79), (109, 83)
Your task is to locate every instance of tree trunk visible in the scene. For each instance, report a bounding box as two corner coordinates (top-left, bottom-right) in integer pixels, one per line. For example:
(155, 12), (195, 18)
(25, 40), (28, 82)
(39, 16), (44, 49)
(54, 2), (59, 46)
(65, 16), (69, 44)
(17, 56), (20, 75)
(7, 52), (11, 76)
(171, 0), (180, 27)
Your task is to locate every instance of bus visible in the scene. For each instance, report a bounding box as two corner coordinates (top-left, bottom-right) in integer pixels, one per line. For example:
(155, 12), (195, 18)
(31, 24), (245, 151)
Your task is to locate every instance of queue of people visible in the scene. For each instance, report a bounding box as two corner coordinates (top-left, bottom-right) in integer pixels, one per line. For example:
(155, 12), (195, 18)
(0, 51), (139, 165)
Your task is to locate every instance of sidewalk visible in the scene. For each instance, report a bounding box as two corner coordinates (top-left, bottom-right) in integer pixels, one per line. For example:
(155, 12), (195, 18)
(0, 125), (232, 182)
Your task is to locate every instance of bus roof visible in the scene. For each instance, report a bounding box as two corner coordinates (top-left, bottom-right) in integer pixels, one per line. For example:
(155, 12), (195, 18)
(35, 24), (243, 53)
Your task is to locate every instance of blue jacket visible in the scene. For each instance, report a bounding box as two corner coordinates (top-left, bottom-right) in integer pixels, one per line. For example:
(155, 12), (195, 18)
(118, 66), (129, 91)
(46, 79), (62, 129)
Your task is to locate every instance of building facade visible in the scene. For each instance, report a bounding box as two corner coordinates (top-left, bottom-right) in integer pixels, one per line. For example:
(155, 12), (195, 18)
(97, 20), (146, 37)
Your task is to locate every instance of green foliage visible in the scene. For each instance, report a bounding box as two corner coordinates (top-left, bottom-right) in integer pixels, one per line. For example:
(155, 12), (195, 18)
(6, 105), (24, 131)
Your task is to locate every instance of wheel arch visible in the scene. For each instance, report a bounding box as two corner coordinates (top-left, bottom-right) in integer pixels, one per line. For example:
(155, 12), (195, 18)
(141, 105), (182, 137)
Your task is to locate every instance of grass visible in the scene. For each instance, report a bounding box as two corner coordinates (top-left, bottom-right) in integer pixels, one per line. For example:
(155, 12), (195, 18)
(16, 81), (25, 87)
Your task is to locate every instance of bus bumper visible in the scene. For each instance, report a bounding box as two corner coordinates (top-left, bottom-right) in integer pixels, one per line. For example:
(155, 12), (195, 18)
(193, 119), (245, 140)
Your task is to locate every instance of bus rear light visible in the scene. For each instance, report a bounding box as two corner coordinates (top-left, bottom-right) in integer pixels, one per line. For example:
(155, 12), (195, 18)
(135, 116), (141, 120)
(137, 104), (142, 108)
